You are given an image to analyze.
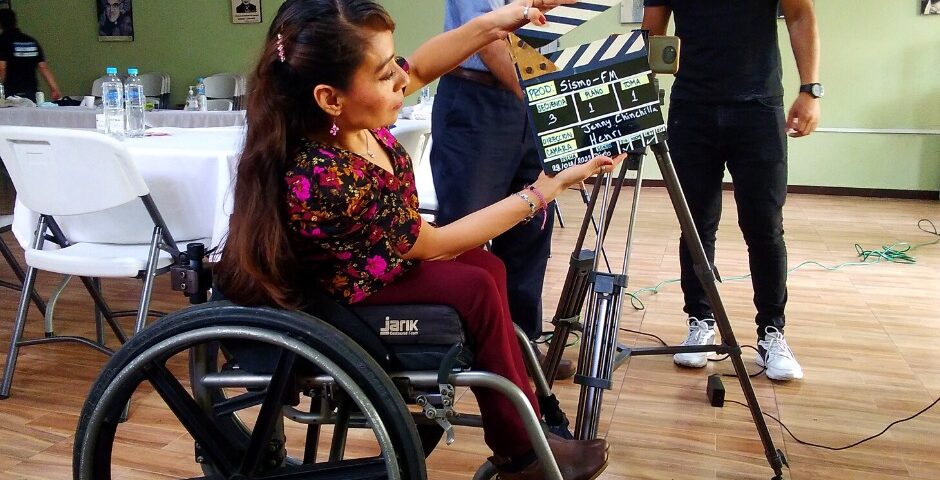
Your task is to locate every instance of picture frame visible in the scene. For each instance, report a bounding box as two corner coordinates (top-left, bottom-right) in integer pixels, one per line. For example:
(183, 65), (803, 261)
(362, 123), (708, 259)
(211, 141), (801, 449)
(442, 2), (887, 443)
(0, 1), (10, 11)
(923, 0), (940, 15)
(232, 0), (262, 24)
(97, 0), (133, 42)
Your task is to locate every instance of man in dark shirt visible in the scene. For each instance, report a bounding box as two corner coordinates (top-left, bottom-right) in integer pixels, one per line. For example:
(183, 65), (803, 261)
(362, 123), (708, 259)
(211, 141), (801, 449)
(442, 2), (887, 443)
(642, 0), (820, 381)
(236, 0), (258, 14)
(0, 9), (61, 101)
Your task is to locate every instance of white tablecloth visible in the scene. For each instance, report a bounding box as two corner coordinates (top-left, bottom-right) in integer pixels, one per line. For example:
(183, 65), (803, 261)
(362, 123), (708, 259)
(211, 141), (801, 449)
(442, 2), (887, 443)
(0, 106), (246, 129)
(12, 127), (244, 251)
(10, 121), (432, 254)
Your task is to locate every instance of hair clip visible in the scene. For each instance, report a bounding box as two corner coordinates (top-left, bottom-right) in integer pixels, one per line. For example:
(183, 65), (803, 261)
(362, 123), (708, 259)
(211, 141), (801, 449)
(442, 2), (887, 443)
(276, 33), (286, 62)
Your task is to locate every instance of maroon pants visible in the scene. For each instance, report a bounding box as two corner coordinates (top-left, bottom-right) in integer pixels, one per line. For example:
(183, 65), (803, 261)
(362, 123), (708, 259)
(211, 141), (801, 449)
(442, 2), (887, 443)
(358, 248), (541, 458)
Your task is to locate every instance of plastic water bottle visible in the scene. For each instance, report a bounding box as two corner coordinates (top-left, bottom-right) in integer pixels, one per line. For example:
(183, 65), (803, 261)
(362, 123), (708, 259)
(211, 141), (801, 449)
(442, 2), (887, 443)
(184, 86), (199, 111)
(124, 68), (146, 137)
(102, 66), (125, 136)
(196, 78), (207, 111)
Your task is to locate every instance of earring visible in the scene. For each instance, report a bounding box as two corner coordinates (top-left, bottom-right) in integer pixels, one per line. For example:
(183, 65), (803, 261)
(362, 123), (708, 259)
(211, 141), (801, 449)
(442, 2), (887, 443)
(330, 119), (339, 136)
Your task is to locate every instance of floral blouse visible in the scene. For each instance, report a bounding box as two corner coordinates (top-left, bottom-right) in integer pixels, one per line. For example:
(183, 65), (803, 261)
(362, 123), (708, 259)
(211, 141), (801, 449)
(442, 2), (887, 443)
(285, 128), (422, 304)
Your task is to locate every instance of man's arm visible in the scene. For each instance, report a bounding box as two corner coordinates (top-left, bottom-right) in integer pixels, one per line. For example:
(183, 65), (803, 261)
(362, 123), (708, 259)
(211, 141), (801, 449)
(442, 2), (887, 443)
(780, 0), (820, 137)
(641, 5), (671, 36)
(37, 62), (61, 100)
(478, 40), (524, 99)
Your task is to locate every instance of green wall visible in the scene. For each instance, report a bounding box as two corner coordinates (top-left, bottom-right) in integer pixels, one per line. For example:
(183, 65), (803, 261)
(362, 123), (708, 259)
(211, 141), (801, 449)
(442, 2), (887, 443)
(11, 0), (940, 193)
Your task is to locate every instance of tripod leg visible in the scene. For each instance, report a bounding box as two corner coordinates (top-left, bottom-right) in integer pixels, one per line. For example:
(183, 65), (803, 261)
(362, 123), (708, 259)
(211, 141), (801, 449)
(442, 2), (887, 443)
(651, 141), (787, 477)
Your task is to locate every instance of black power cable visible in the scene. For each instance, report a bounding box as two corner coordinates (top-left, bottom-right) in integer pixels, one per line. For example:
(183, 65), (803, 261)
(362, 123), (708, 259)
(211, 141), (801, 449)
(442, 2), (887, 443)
(726, 397), (940, 451)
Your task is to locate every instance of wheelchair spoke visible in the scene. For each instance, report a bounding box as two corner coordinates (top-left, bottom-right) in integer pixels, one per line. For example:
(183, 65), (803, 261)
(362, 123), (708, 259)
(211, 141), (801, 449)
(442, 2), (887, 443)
(240, 348), (297, 475)
(213, 390), (267, 416)
(144, 362), (241, 476)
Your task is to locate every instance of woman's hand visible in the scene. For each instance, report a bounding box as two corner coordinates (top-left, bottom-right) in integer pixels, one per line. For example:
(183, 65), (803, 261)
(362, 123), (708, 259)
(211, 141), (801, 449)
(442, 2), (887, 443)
(489, 0), (577, 35)
(537, 153), (629, 195)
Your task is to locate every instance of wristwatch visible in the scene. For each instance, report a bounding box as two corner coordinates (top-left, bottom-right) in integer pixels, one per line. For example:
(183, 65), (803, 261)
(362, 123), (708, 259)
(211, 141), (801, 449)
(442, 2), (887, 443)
(799, 83), (824, 99)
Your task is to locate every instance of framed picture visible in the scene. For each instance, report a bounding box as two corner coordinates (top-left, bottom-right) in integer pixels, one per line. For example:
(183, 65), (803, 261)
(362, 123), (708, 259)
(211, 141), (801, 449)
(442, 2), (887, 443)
(923, 0), (940, 15)
(620, 0), (643, 24)
(97, 0), (133, 42)
(0, 0), (10, 10)
(232, 0), (262, 24)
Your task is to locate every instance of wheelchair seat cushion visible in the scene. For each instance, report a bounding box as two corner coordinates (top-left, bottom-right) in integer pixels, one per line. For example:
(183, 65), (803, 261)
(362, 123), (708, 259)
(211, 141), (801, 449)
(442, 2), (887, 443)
(210, 288), (472, 372)
(349, 304), (471, 371)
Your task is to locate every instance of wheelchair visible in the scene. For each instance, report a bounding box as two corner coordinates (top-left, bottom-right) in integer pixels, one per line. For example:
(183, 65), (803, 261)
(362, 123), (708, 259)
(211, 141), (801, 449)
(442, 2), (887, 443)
(73, 286), (572, 479)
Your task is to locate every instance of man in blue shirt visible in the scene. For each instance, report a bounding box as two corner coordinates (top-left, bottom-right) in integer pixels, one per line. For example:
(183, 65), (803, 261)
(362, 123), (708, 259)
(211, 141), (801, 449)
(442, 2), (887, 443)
(431, 0), (576, 380)
(642, 0), (820, 381)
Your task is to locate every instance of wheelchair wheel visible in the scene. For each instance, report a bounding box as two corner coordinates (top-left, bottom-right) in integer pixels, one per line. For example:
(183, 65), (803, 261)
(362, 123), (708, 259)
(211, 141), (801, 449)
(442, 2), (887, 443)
(74, 302), (427, 479)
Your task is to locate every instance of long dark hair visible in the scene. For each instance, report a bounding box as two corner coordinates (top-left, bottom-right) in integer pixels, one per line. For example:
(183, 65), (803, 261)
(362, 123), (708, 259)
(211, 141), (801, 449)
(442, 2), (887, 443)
(214, 0), (395, 308)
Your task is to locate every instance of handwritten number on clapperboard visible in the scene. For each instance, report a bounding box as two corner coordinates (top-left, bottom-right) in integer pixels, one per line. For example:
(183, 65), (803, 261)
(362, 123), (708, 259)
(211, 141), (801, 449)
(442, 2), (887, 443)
(588, 103), (595, 114)
(549, 114), (558, 125)
(631, 90), (638, 102)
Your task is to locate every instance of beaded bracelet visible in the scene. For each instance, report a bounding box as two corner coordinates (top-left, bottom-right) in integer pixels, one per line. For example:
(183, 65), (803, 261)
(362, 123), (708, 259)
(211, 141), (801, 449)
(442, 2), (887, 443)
(524, 184), (549, 230)
(513, 191), (538, 222)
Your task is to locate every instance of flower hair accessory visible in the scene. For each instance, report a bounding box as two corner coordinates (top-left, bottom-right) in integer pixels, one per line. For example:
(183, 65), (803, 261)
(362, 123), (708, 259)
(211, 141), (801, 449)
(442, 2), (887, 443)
(276, 33), (286, 62)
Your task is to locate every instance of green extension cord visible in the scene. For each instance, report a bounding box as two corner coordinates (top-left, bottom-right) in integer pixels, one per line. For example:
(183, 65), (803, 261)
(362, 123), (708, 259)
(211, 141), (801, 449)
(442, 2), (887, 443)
(626, 219), (939, 311)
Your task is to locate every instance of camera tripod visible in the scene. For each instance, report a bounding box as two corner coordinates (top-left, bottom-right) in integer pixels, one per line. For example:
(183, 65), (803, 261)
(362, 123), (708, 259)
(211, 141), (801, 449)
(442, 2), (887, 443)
(540, 140), (788, 479)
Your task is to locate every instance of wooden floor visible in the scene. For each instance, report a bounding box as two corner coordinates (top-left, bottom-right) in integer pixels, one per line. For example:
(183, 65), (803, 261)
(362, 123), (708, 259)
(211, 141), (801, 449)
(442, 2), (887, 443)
(0, 188), (938, 479)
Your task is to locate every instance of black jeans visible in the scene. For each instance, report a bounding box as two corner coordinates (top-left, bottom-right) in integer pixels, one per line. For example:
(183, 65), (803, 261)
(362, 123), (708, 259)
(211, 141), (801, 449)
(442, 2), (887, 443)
(430, 75), (553, 340)
(667, 98), (788, 339)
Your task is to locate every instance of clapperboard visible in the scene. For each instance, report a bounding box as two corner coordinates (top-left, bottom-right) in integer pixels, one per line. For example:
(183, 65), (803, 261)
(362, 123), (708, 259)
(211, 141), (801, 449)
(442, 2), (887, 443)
(516, 0), (621, 49)
(510, 4), (667, 174)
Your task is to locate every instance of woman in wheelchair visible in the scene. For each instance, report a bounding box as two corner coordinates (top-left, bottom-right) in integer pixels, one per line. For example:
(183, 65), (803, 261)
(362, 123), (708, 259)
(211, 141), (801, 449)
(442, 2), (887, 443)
(212, 0), (624, 478)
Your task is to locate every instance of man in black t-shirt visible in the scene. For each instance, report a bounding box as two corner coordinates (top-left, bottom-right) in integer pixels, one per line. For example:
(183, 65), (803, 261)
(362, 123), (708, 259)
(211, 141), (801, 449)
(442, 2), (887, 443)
(0, 9), (61, 101)
(642, 0), (820, 381)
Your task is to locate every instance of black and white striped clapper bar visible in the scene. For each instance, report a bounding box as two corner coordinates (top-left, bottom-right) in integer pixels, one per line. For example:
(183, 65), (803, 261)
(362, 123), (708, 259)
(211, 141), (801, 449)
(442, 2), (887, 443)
(517, 0), (621, 48)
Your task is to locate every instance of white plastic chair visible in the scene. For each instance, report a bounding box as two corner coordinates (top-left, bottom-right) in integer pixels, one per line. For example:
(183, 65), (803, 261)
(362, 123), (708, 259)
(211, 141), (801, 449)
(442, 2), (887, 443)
(390, 120), (431, 165)
(91, 76), (107, 98)
(207, 73), (248, 109)
(205, 98), (234, 111)
(0, 215), (46, 317)
(0, 126), (192, 399)
(203, 74), (238, 99)
(136, 72), (171, 110)
(138, 73), (165, 99)
(414, 135), (438, 222)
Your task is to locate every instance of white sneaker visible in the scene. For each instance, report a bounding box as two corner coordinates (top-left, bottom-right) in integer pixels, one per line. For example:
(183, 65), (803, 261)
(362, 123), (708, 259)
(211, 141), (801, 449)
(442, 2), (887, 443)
(672, 318), (716, 368)
(755, 327), (804, 381)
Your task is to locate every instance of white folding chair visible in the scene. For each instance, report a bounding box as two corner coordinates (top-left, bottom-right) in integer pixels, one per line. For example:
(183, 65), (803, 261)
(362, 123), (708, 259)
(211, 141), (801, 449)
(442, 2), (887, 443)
(414, 135), (438, 222)
(390, 120), (431, 164)
(0, 215), (47, 317)
(135, 72), (170, 110)
(203, 74), (238, 99)
(91, 76), (107, 98)
(205, 98), (234, 111)
(0, 126), (192, 399)
(213, 73), (248, 110)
